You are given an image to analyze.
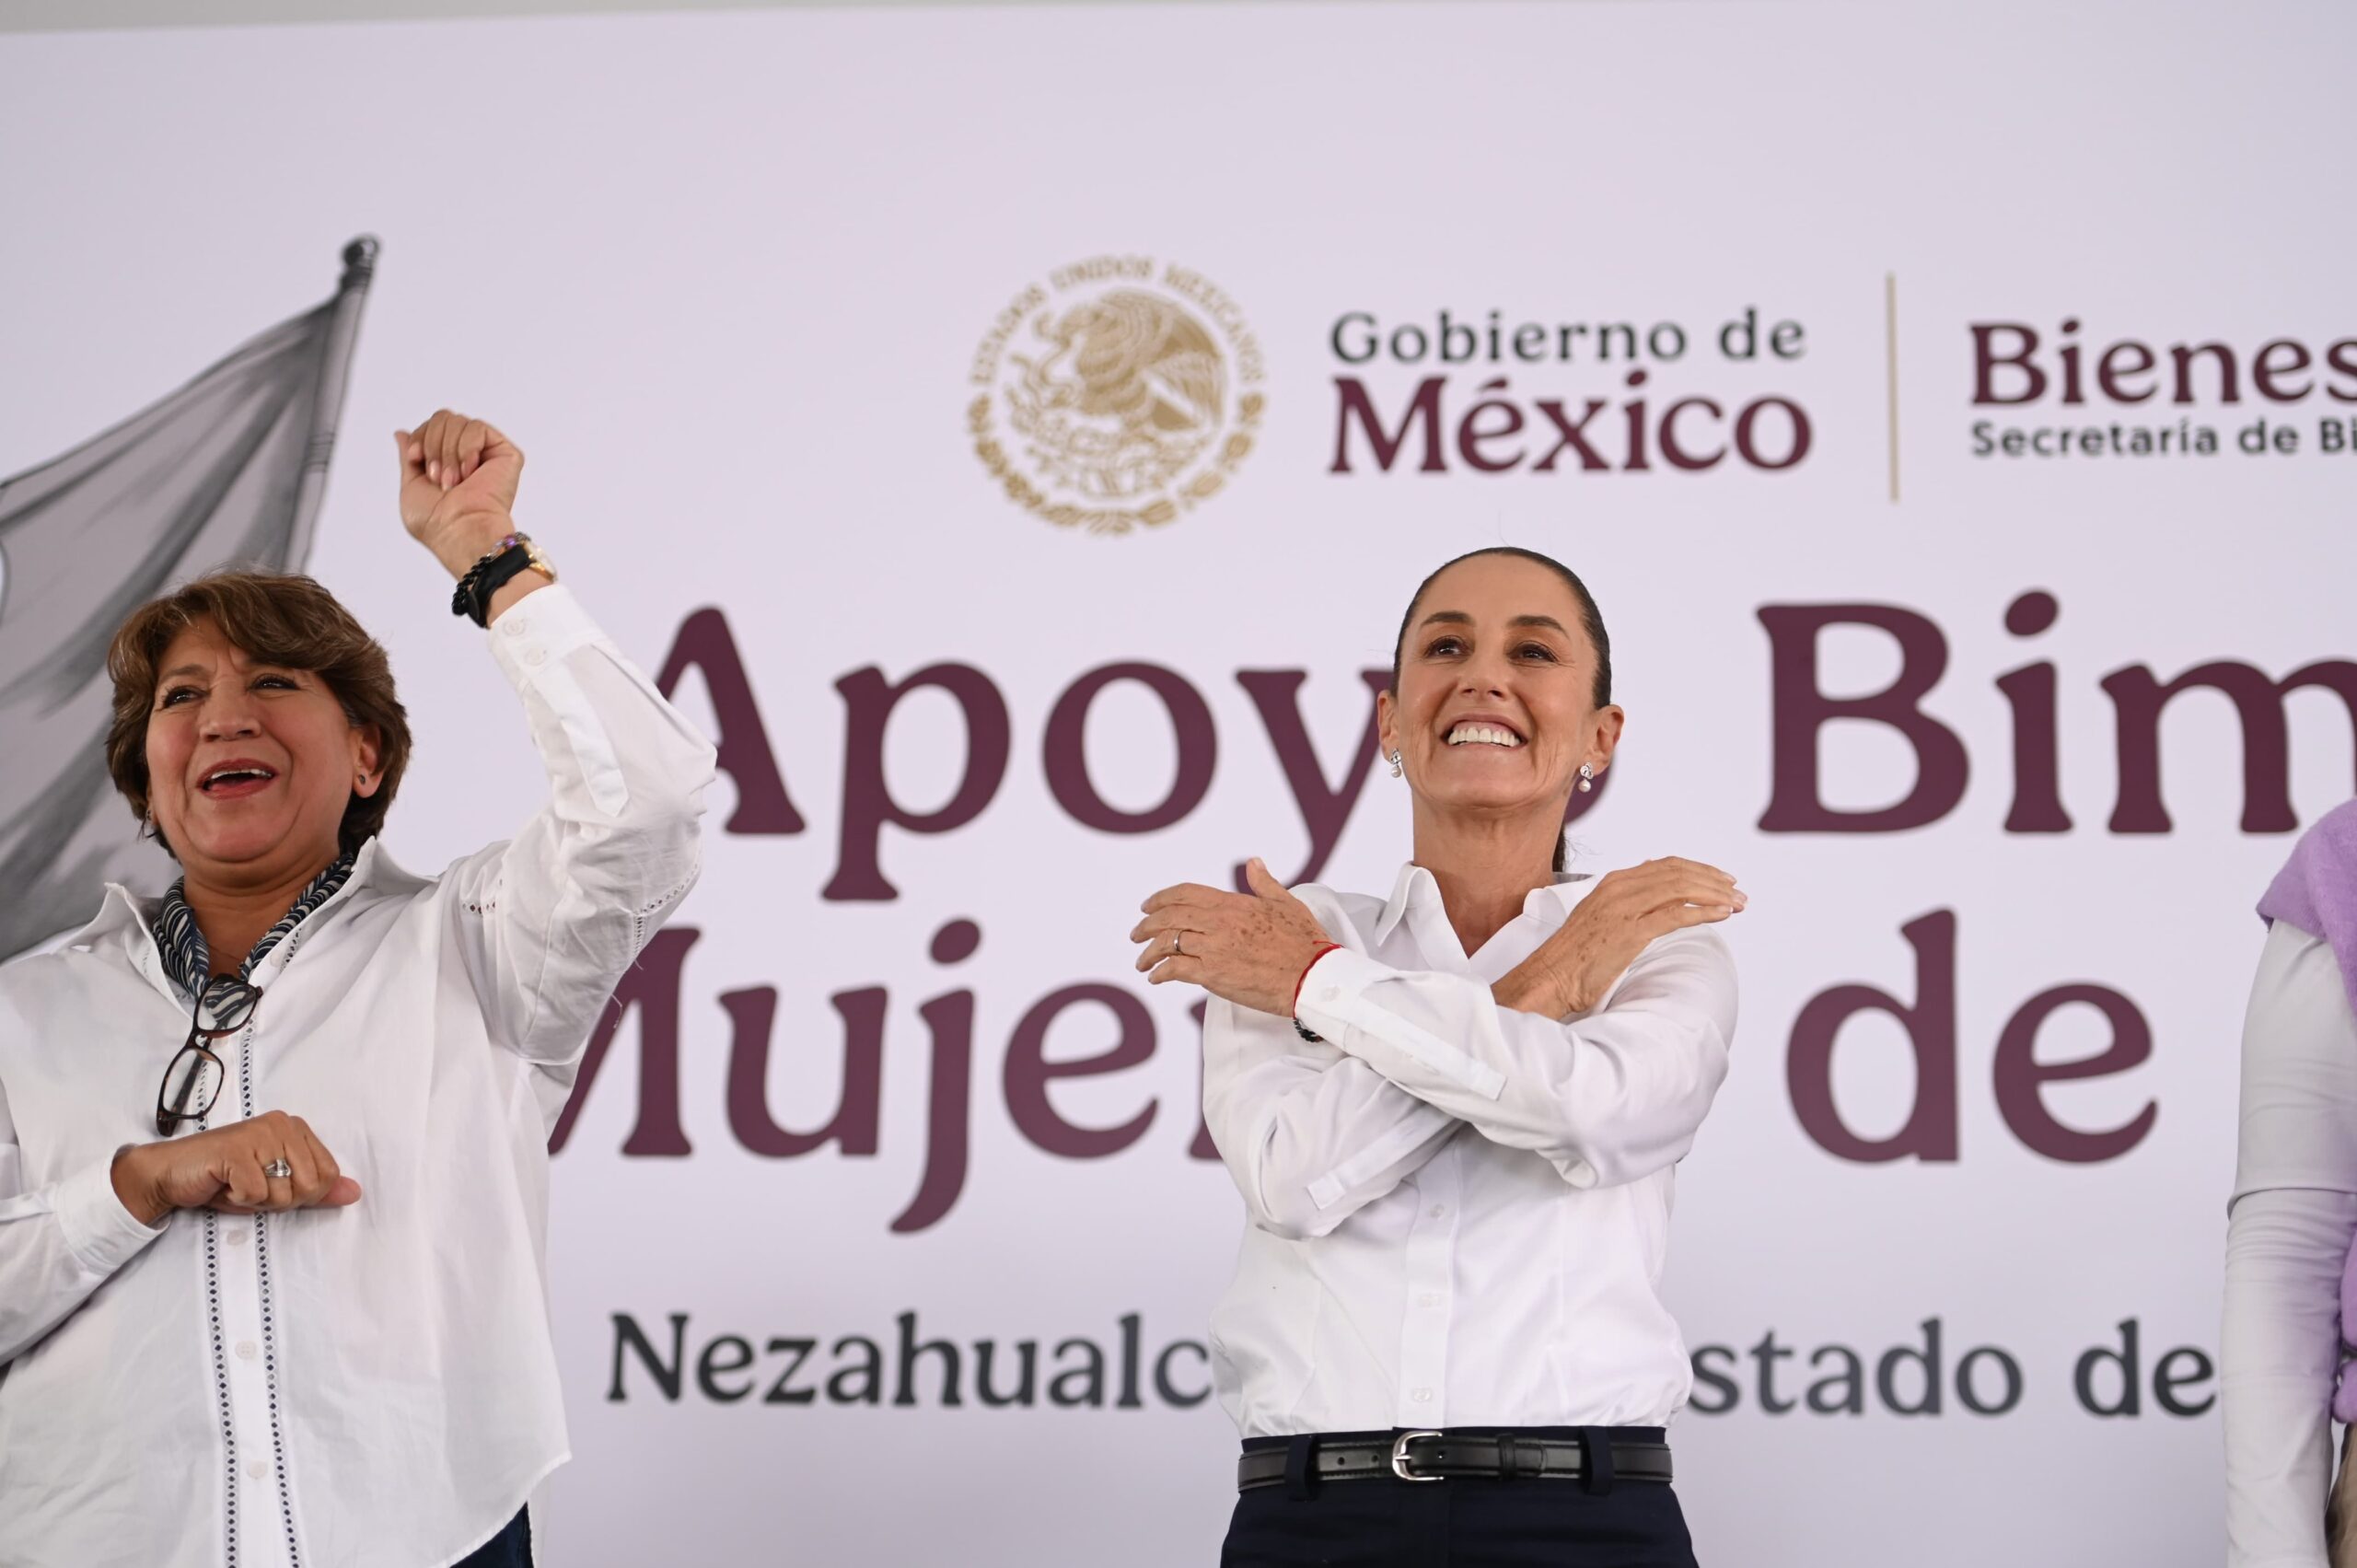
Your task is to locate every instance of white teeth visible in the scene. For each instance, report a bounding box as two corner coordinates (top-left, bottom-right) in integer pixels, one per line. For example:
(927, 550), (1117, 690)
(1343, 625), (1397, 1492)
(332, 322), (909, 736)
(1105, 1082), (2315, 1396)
(203, 768), (273, 788)
(1446, 725), (1522, 748)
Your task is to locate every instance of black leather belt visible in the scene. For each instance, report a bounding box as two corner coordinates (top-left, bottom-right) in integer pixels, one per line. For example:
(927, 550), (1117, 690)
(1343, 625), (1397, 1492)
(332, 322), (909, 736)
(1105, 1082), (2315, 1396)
(1237, 1432), (1674, 1492)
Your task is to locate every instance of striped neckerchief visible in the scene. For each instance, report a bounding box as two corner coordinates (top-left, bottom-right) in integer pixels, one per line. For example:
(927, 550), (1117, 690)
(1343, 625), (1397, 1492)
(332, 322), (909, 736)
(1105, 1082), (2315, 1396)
(152, 853), (357, 1016)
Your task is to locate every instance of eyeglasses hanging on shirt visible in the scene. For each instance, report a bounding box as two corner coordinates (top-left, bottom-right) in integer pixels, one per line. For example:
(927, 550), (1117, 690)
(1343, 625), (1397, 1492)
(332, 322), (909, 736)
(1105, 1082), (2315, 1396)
(155, 975), (263, 1135)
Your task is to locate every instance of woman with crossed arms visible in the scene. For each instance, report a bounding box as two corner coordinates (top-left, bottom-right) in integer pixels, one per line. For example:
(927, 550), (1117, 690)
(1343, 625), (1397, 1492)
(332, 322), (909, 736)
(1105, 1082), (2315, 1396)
(1132, 546), (1743, 1567)
(0, 411), (715, 1568)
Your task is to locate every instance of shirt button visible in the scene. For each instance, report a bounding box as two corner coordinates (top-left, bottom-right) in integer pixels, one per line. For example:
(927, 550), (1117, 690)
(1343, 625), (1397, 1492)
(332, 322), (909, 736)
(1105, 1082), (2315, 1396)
(503, 614), (530, 636)
(523, 645), (548, 666)
(235, 1341), (259, 1361)
(1319, 985), (1340, 1003)
(225, 1227), (250, 1247)
(1411, 1388), (1434, 1404)
(248, 1459), (270, 1482)
(1418, 1292), (1444, 1308)
(1428, 1204), (1446, 1220)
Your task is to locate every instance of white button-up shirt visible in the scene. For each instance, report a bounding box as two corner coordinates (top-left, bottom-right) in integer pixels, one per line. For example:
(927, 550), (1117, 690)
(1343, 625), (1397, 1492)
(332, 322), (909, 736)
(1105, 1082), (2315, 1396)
(0, 587), (715, 1568)
(1203, 864), (1736, 1436)
(2224, 917), (2357, 1568)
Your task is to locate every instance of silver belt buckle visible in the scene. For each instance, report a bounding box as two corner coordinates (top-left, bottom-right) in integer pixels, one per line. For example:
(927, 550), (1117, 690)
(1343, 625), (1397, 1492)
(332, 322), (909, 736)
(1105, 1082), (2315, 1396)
(1390, 1430), (1445, 1482)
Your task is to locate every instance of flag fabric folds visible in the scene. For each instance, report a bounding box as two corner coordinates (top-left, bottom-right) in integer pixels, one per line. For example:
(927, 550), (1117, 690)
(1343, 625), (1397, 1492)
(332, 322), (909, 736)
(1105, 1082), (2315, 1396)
(0, 237), (377, 961)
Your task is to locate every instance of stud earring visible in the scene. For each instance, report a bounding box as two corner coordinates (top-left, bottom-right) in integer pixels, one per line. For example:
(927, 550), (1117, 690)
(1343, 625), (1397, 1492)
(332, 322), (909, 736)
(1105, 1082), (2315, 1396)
(1389, 750), (1404, 778)
(1576, 763), (1595, 794)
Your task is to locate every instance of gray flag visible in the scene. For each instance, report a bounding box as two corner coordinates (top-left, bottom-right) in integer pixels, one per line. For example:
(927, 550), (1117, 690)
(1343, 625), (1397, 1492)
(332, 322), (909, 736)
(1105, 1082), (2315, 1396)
(0, 238), (377, 961)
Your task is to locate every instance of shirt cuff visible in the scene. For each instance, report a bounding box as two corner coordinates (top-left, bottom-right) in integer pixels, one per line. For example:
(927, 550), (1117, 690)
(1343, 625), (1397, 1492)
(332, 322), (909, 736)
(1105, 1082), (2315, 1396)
(486, 583), (606, 690)
(1295, 947), (1509, 1101)
(53, 1155), (169, 1275)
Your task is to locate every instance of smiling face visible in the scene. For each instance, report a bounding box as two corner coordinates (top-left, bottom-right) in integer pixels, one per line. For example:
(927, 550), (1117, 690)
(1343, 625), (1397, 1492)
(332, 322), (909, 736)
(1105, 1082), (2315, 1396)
(143, 617), (380, 888)
(1378, 552), (1623, 829)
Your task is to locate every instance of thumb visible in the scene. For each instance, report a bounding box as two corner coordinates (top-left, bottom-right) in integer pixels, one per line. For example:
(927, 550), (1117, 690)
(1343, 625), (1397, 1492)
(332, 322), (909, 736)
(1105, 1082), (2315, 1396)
(319, 1176), (364, 1208)
(393, 429), (421, 483)
(1243, 856), (1288, 900)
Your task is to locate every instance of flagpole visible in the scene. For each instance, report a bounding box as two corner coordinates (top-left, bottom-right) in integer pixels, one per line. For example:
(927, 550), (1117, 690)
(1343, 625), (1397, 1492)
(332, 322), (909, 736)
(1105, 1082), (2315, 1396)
(286, 235), (380, 562)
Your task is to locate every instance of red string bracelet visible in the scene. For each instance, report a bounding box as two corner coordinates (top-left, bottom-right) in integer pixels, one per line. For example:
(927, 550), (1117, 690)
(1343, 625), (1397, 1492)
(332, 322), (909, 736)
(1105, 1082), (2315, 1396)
(1293, 942), (1343, 1016)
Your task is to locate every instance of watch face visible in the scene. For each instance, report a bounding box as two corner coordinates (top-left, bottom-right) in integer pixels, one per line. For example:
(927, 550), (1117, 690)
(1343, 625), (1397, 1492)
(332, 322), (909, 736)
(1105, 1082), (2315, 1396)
(526, 542), (557, 581)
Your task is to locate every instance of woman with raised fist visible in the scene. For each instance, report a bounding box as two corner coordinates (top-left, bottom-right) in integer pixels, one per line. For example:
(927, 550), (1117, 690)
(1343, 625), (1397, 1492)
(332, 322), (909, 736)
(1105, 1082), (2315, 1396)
(0, 412), (715, 1568)
(1132, 546), (1741, 1567)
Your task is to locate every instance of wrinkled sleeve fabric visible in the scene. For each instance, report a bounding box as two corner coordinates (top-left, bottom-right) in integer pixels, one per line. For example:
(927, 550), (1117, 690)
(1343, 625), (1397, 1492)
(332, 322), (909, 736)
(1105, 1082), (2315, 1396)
(1202, 991), (1460, 1241)
(2225, 918), (2357, 1568)
(447, 586), (718, 1069)
(0, 1073), (168, 1367)
(1293, 927), (1736, 1190)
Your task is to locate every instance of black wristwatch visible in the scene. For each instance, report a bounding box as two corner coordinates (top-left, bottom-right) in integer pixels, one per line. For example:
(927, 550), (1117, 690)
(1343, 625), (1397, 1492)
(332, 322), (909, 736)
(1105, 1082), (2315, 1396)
(450, 532), (557, 627)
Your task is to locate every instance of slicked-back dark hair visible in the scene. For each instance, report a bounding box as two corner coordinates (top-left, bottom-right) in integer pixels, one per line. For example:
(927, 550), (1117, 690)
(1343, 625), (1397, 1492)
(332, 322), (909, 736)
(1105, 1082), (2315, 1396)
(1388, 545), (1612, 706)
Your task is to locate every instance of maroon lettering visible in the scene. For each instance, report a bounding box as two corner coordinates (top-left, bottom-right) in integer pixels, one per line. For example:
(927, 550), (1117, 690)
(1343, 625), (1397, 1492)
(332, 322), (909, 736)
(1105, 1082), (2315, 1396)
(552, 925), (700, 1156)
(655, 608), (805, 834)
(1759, 605), (1968, 831)
(1004, 983), (1158, 1157)
(1991, 984), (2156, 1162)
(2103, 659), (2357, 832)
(1331, 376), (1446, 472)
(1230, 668), (1391, 889)
(1787, 912), (1959, 1163)
(1043, 664), (1216, 833)
(825, 663), (1011, 900)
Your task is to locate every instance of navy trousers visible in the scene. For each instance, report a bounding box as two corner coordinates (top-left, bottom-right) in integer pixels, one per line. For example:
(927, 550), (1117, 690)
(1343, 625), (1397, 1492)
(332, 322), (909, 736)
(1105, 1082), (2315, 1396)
(452, 1508), (533, 1568)
(1220, 1429), (1699, 1568)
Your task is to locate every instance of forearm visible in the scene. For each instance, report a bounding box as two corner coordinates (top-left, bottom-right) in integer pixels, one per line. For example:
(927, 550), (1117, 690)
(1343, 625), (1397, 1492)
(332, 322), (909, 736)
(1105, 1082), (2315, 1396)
(1203, 1000), (1458, 1239)
(459, 587), (716, 1060)
(2223, 1188), (2351, 1567)
(1299, 935), (1736, 1187)
(0, 1155), (167, 1365)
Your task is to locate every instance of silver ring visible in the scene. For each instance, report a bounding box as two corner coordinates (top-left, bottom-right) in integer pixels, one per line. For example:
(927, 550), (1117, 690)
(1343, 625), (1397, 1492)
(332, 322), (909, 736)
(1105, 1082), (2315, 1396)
(262, 1158), (293, 1180)
(1172, 932), (1185, 958)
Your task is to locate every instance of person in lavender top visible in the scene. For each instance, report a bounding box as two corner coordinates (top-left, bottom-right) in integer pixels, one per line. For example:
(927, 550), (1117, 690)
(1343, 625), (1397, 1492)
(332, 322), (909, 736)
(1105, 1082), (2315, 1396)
(2227, 801), (2357, 1567)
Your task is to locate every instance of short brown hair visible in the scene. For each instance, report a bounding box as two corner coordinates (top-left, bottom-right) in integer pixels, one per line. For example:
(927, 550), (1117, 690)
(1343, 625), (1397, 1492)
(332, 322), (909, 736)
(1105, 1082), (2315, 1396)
(106, 571), (412, 860)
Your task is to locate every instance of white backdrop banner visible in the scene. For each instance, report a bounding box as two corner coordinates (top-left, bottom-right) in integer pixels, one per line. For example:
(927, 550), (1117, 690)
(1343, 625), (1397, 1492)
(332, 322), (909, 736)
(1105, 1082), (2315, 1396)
(2, 4), (2351, 1563)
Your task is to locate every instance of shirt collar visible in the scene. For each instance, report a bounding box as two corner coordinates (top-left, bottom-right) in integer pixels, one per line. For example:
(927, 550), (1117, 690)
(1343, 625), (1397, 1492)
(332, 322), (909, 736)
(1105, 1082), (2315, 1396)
(61, 835), (401, 959)
(1373, 860), (1594, 945)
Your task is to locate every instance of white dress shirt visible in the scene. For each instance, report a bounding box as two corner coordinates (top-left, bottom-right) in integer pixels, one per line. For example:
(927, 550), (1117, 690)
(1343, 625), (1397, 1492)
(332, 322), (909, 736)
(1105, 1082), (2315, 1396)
(2226, 917), (2357, 1568)
(0, 586), (716, 1568)
(1203, 863), (1737, 1436)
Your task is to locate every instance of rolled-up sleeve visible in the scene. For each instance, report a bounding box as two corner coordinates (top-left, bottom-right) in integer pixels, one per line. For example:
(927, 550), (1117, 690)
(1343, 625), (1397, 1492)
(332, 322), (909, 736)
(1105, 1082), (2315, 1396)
(2224, 918), (2357, 1568)
(0, 1074), (168, 1367)
(449, 586), (719, 1066)
(1294, 927), (1736, 1190)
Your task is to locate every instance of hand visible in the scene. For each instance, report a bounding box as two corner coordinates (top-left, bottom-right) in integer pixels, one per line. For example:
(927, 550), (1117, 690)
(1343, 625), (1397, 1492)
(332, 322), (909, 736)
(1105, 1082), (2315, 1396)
(1131, 858), (1335, 1017)
(394, 410), (526, 576)
(110, 1110), (363, 1226)
(1495, 856), (1744, 1018)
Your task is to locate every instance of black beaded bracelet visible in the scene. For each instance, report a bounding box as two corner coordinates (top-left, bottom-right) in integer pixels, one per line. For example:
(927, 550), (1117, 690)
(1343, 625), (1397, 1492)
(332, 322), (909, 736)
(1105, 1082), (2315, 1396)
(449, 533), (542, 627)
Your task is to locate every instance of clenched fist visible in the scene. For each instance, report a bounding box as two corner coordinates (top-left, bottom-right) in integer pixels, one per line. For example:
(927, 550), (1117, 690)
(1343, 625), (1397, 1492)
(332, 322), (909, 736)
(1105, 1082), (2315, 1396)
(110, 1110), (362, 1226)
(395, 409), (528, 578)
